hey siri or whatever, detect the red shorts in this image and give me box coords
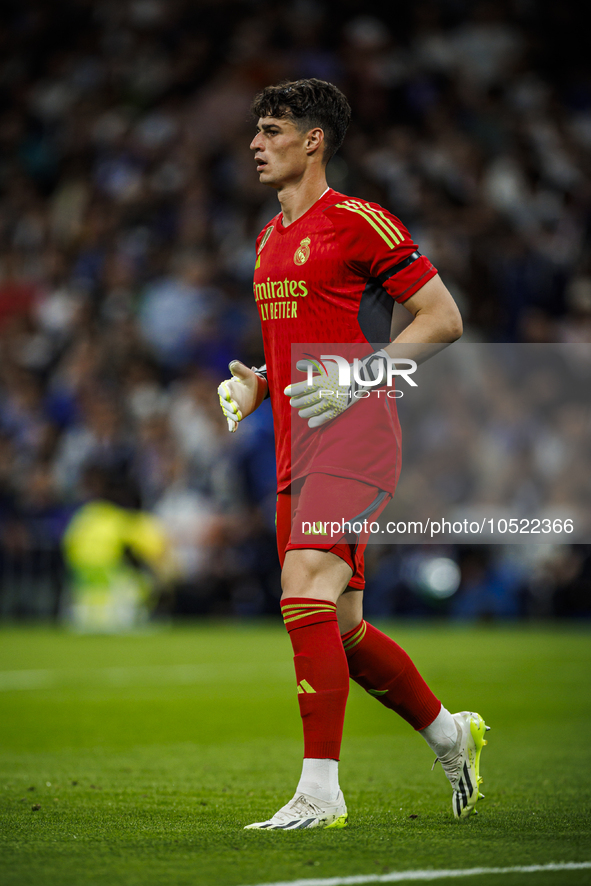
[276,473,391,590]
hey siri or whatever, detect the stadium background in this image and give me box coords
[1,0,590,624]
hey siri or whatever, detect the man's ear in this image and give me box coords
[306,127,325,157]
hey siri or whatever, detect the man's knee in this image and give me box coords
[281,548,352,602]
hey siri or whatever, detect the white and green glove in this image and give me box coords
[284,350,390,429]
[218,361,268,433]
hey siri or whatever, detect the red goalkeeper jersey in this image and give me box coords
[253,188,437,492]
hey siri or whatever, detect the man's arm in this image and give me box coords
[385,273,462,363]
[285,274,462,429]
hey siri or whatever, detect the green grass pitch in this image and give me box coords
[1,622,590,886]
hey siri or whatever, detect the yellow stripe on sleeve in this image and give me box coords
[344,200,404,244]
[336,203,397,249]
[346,200,404,242]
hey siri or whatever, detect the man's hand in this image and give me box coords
[218,361,268,433]
[285,352,388,429]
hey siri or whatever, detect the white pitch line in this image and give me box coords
[240,861,591,886]
[0,663,292,691]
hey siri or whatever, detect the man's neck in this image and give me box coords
[277,172,329,226]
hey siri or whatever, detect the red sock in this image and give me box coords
[341,620,441,730]
[281,597,349,760]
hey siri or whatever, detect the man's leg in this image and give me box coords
[281,548,352,779]
[337,590,442,730]
[337,591,489,819]
[245,549,351,830]
[245,475,391,829]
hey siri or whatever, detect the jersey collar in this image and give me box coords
[276,187,336,234]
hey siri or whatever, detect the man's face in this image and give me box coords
[250,116,311,187]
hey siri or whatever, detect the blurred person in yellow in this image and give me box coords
[62,465,175,632]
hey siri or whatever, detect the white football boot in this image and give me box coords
[434,711,490,819]
[244,790,348,830]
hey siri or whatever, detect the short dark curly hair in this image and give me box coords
[251,78,351,163]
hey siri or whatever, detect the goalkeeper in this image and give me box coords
[218,78,489,830]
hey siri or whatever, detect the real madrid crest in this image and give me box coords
[294,237,311,265]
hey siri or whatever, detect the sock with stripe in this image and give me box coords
[281,597,350,763]
[341,620,441,730]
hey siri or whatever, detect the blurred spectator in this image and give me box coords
[451,547,526,620]
[62,464,174,632]
[138,250,219,368]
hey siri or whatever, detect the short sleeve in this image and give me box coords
[326,198,437,303]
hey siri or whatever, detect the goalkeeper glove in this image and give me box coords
[284,350,390,429]
[218,361,268,433]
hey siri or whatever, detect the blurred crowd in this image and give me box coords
[390,345,591,535]
[1,0,590,621]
